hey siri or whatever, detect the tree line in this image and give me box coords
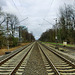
[39,4,75,44]
[0,7,35,48]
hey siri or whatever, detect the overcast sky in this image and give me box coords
[0,0,74,39]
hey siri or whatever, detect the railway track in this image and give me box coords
[38,42,75,75]
[0,42,34,75]
[38,45,57,75]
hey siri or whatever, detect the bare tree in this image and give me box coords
[8,14,19,36]
[0,7,6,27]
[58,4,75,43]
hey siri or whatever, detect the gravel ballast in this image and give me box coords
[0,44,30,61]
[44,43,75,64]
[23,43,48,75]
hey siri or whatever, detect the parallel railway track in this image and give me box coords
[38,42,75,75]
[38,45,57,75]
[0,41,75,75]
[0,42,34,75]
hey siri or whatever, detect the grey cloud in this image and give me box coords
[1,0,74,39]
[0,0,7,6]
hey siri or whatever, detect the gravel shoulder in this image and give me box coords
[0,44,30,61]
[23,43,48,75]
[0,43,29,55]
[44,43,75,64]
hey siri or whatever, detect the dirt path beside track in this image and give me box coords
[0,43,29,55]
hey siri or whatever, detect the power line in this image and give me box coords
[19,17,28,23]
[18,0,26,16]
[11,0,29,26]
[43,19,54,25]
[44,0,55,18]
[12,0,22,17]
[40,0,55,26]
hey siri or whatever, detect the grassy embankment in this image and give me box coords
[42,42,75,47]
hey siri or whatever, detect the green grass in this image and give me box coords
[42,42,75,47]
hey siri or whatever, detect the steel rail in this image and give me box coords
[40,42,75,68]
[38,44,60,75]
[10,45,33,75]
[0,42,34,75]
[39,42,75,75]
[0,43,32,66]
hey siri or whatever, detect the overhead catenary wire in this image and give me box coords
[18,0,24,14]
[40,0,55,26]
[11,0,29,27]
[12,0,22,17]
[44,0,55,18]
[43,19,54,25]
[19,17,28,23]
